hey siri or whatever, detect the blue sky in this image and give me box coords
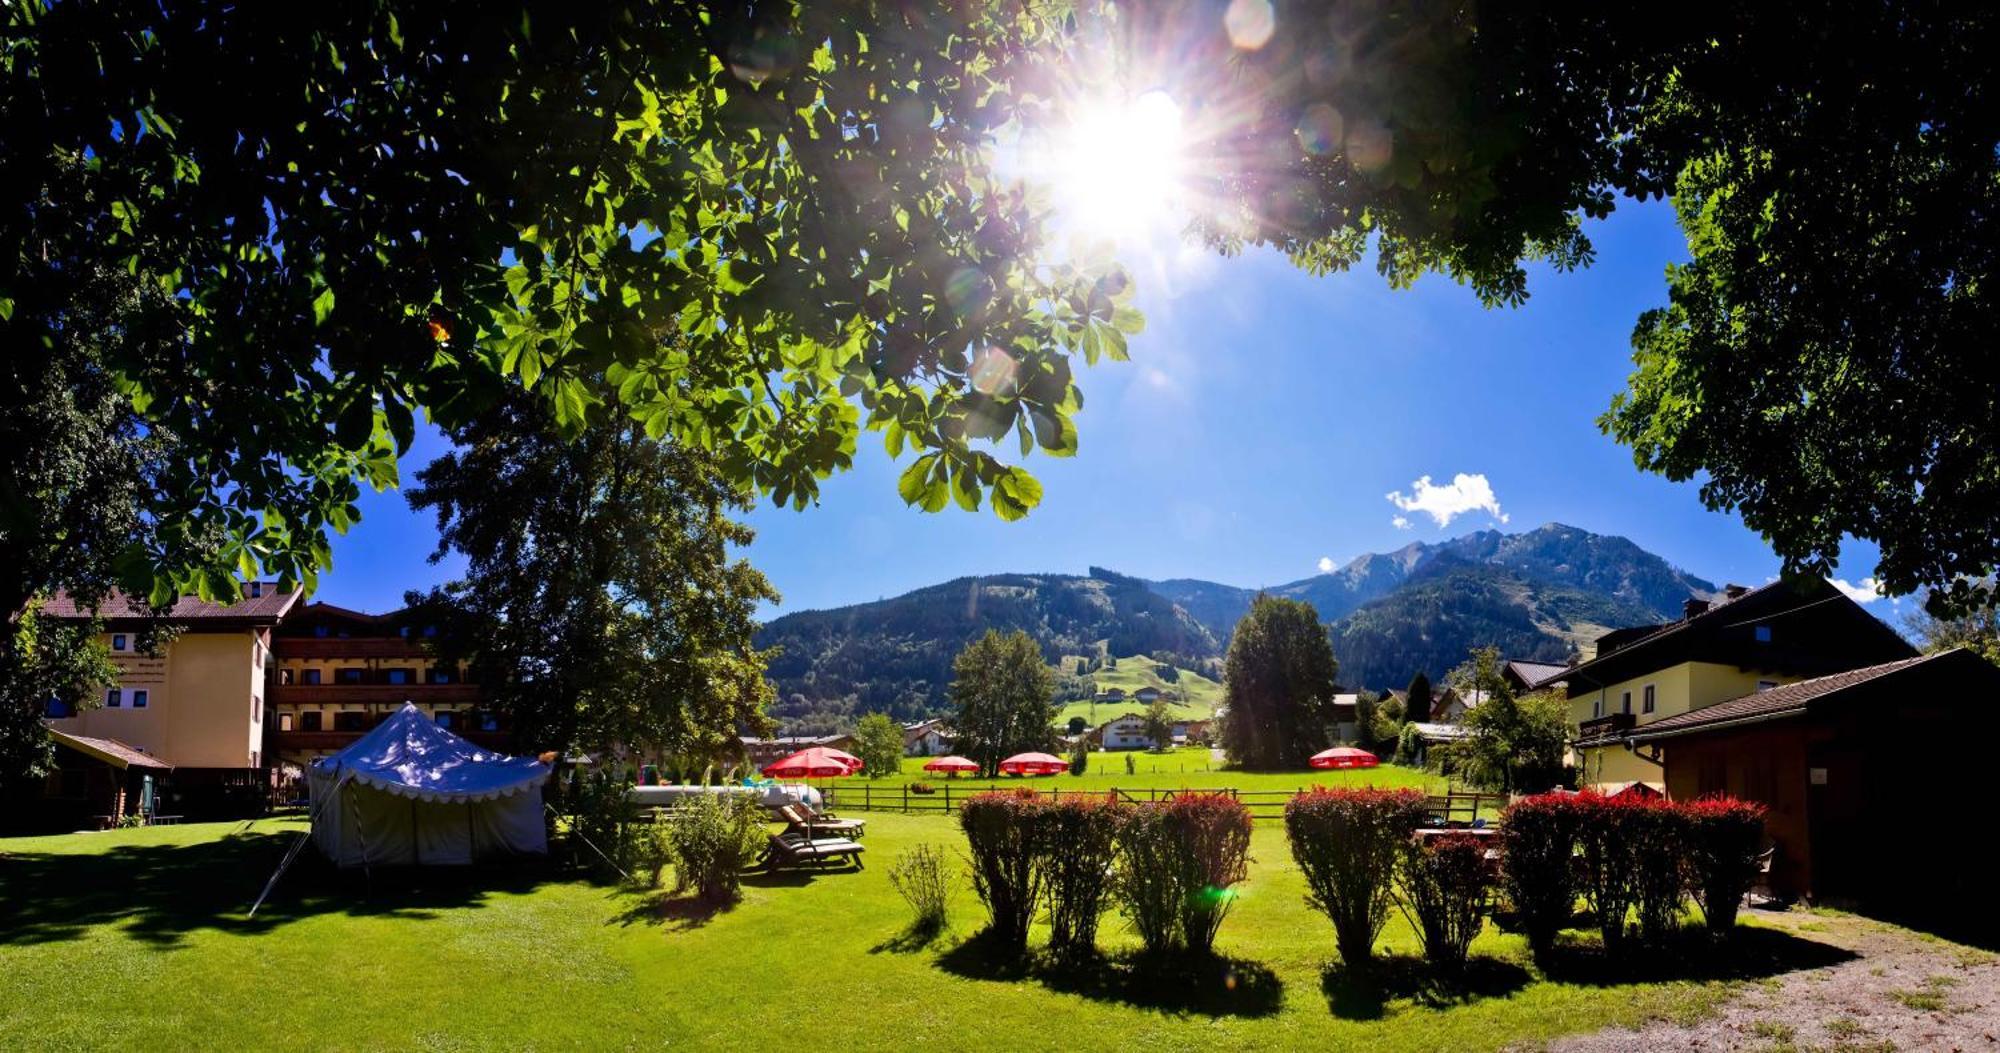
[314,196,1891,621]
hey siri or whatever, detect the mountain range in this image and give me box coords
[755,522,1717,728]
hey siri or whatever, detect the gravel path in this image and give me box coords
[1548,910,2000,1052]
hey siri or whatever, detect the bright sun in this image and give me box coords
[1046,90,1188,239]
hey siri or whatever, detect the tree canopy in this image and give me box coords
[403,382,776,761]
[851,712,905,779]
[1218,594,1339,770]
[947,629,1056,777]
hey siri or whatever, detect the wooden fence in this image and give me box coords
[823,783,1503,824]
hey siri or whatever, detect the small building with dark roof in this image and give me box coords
[1611,647,2000,915]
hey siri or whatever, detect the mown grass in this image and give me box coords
[0,812,1848,1051]
[1052,654,1225,727]
[883,747,1446,793]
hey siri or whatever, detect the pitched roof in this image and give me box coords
[1627,651,1961,742]
[46,728,172,770]
[1507,660,1571,688]
[42,584,300,626]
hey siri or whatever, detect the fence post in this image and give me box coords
[902,783,908,814]
[944,783,951,813]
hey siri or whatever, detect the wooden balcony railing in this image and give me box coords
[268,683,482,706]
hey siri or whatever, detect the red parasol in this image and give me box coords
[922,755,981,776]
[1309,746,1380,770]
[762,746,865,779]
[998,751,1069,776]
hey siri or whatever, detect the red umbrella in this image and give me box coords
[998,752,1069,776]
[762,746,865,779]
[922,755,981,776]
[1309,746,1380,770]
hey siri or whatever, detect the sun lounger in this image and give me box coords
[776,803,866,839]
[764,831,865,871]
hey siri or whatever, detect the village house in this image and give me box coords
[1330,693,1360,742]
[739,734,858,768]
[901,718,951,756]
[1097,712,1188,751]
[39,583,299,818]
[1561,578,1915,790]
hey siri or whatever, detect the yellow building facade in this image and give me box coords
[1570,662,1798,786]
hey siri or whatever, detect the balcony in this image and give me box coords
[274,727,513,756]
[1577,711,1637,741]
[269,683,482,706]
[274,637,437,660]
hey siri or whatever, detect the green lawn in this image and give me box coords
[0,813,1840,1050]
[885,748,1444,792]
[1054,654,1224,727]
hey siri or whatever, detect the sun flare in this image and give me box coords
[1045,90,1189,239]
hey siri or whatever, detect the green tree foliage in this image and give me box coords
[1,2,1140,611]
[948,630,1056,777]
[1140,698,1176,752]
[1131,4,2000,607]
[1219,595,1339,770]
[403,383,775,761]
[852,712,905,779]
[1404,672,1433,724]
[1904,591,2000,667]
[1437,647,1569,793]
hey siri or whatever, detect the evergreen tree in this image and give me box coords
[1218,595,1341,770]
[1405,672,1435,724]
[948,630,1057,777]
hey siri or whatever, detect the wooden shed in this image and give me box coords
[1624,648,2000,918]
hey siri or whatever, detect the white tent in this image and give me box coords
[307,702,550,867]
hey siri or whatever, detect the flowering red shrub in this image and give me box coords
[1624,797,1691,944]
[1115,793,1254,955]
[960,790,1051,952]
[1396,833,1491,971]
[1038,794,1126,959]
[1573,792,1641,951]
[1682,795,1768,933]
[1499,792,1586,959]
[1284,787,1429,967]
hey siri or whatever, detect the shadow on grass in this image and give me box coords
[1319,955,1533,1020]
[606,888,738,932]
[871,917,948,954]
[935,932,1284,1018]
[1535,923,1857,986]
[0,824,563,948]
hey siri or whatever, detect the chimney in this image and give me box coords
[1723,583,1749,599]
[1683,598,1711,620]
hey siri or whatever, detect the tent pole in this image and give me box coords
[249,769,345,918]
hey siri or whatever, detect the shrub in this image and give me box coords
[1396,833,1491,972]
[1683,795,1768,934]
[1574,793,1640,952]
[562,766,640,880]
[1625,798,1690,944]
[1168,794,1255,954]
[1114,794,1254,955]
[888,843,955,932]
[1285,788,1428,967]
[1068,738,1090,776]
[632,814,676,888]
[960,791,1050,952]
[1395,722,1425,766]
[1039,795,1125,959]
[666,792,767,902]
[1499,792,1586,959]
[1124,752,1136,776]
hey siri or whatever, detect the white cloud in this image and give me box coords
[1830,577,1886,604]
[1391,515,1412,530]
[1317,556,1337,574]
[1386,473,1509,529]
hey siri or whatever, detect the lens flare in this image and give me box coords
[1224,0,1276,50]
[970,347,1018,395]
[1296,103,1343,156]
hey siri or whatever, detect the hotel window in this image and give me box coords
[1641,685,1655,714]
[336,668,365,685]
[314,624,329,638]
[399,626,411,638]
[435,711,456,729]
[279,713,294,732]
[45,697,73,719]
[423,624,439,638]
[1754,624,1772,643]
[248,582,263,598]
[105,688,122,708]
[1591,697,1603,718]
[385,668,414,685]
[479,711,500,732]
[131,690,148,709]
[428,666,455,685]
[111,634,128,652]
[1620,691,1632,715]
[333,711,367,732]
[300,711,323,732]
[303,669,322,685]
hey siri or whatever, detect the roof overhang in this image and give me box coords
[46,727,173,770]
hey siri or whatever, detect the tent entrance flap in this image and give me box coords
[306,703,550,868]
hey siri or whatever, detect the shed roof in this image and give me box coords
[1627,650,1968,743]
[47,728,172,770]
